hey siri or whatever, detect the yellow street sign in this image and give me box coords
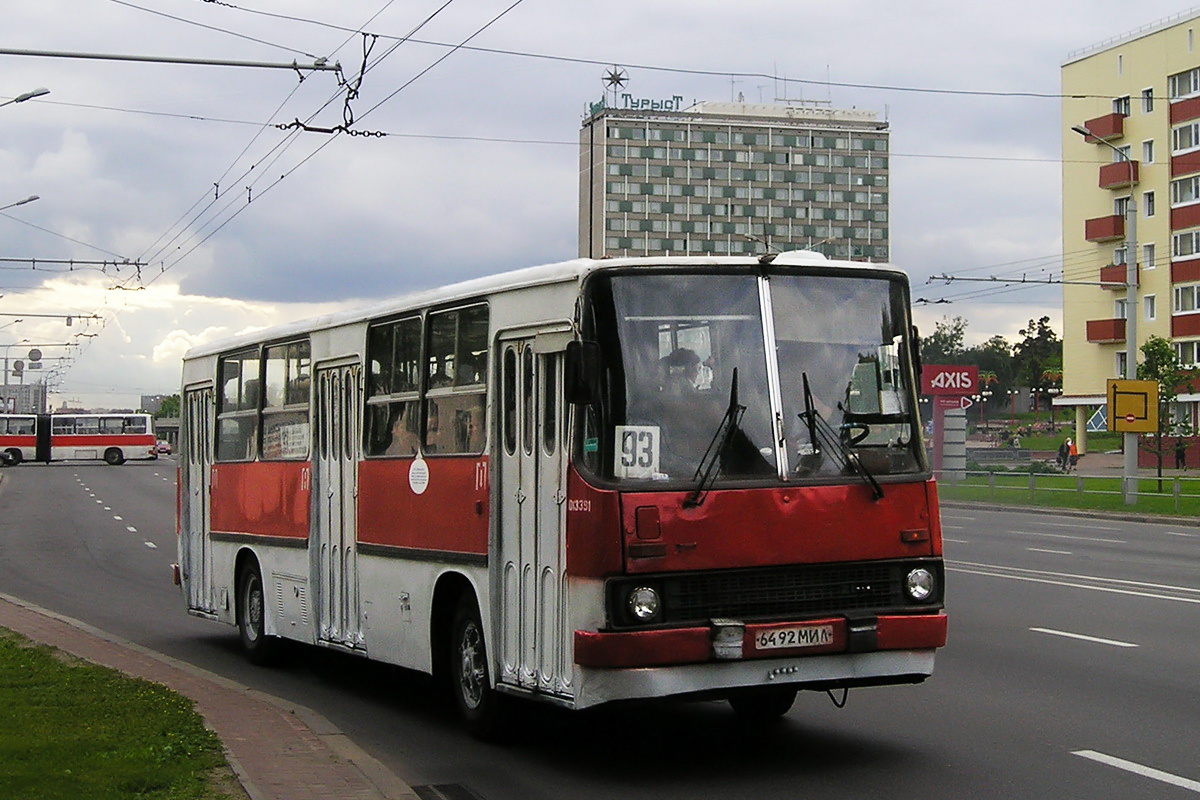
[1106,379,1159,433]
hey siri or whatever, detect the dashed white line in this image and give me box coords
[1028,521,1121,531]
[1165,531,1198,538]
[113,516,122,521]
[1027,547,1072,555]
[144,541,157,549]
[943,538,969,544]
[1074,750,1200,793]
[1030,627,1137,648]
[1011,530,1126,544]
[126,526,137,533]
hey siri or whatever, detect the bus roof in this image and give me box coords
[183,251,908,361]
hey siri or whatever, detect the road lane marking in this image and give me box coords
[942,524,965,530]
[113,516,122,521]
[144,542,157,549]
[1165,531,1198,538]
[1073,750,1200,793]
[950,561,1200,604]
[1026,521,1121,531]
[1027,547,1072,555]
[943,538,968,544]
[126,526,137,533]
[1030,627,1137,648]
[1011,530,1126,544]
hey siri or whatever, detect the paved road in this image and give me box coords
[1,462,1198,799]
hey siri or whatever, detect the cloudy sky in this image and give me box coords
[1,0,1195,409]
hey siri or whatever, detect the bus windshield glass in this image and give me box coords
[580,269,922,487]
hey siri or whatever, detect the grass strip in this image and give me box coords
[0,629,243,800]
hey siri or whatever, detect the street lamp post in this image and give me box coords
[1073,123,1138,504]
[0,87,49,109]
[0,194,39,213]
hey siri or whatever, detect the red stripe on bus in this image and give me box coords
[52,434,156,447]
[210,461,310,539]
[357,457,488,555]
[618,480,938,574]
[0,435,36,447]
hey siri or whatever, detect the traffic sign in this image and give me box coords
[1106,379,1158,433]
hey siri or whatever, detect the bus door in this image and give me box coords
[312,360,364,651]
[35,413,51,462]
[182,386,214,613]
[497,331,570,696]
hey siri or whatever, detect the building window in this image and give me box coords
[1117,352,1127,377]
[1175,340,1199,366]
[1115,298,1128,319]
[1114,196,1130,217]
[1173,122,1200,154]
[1113,95,1131,116]
[1113,145,1132,163]
[1145,191,1155,217]
[1173,283,1200,313]
[1143,139,1155,164]
[1144,294,1157,321]
[1144,243,1156,269]
[1172,176,1200,206]
[1169,66,1200,100]
[1173,230,1200,258]
[1114,246,1127,266]
[1142,88,1155,114]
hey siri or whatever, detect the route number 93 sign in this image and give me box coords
[614,425,660,479]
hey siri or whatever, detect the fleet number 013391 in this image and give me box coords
[754,624,835,650]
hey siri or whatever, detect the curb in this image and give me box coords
[0,591,418,800]
[939,499,1200,527]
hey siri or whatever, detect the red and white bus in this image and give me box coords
[175,251,946,733]
[0,412,158,465]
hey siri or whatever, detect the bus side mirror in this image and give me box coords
[565,340,601,405]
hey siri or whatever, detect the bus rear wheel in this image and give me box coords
[103,448,125,465]
[3,448,21,465]
[728,686,797,721]
[237,562,278,666]
[449,595,506,739]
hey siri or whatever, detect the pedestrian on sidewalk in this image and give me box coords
[1067,438,1079,472]
[1057,438,1070,471]
[1176,437,1187,470]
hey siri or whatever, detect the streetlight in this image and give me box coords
[0,87,49,109]
[1072,122,1138,504]
[0,194,39,213]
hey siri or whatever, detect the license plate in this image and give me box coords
[754,624,835,651]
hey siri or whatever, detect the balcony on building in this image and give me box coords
[1085,214,1125,242]
[1172,314,1200,338]
[1081,112,1125,141]
[1086,318,1126,343]
[1099,262,1138,288]
[1098,159,1138,189]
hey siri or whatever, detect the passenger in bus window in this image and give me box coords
[385,403,420,457]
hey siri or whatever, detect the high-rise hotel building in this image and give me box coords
[578,100,890,260]
[1061,10,1200,445]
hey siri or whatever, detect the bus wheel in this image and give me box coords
[103,448,125,465]
[450,595,505,739]
[728,687,797,721]
[4,448,21,465]
[237,562,277,666]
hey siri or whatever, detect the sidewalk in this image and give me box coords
[0,591,418,800]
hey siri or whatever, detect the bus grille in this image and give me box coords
[661,562,905,624]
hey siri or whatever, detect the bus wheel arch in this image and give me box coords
[432,573,507,738]
[235,550,278,666]
[103,447,125,465]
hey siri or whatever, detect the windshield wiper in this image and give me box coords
[800,372,884,500]
[684,368,746,508]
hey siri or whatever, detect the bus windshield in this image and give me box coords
[579,269,923,488]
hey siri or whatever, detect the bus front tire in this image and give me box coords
[103,448,125,465]
[237,563,277,666]
[728,686,797,721]
[450,595,506,740]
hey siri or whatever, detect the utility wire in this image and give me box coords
[106,0,327,60]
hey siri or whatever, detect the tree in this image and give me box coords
[156,394,180,418]
[1013,317,1062,411]
[920,316,966,364]
[1137,336,1195,487]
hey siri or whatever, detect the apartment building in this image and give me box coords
[579,99,889,260]
[1061,9,1200,444]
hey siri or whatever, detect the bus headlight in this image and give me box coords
[627,586,661,622]
[905,568,935,602]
